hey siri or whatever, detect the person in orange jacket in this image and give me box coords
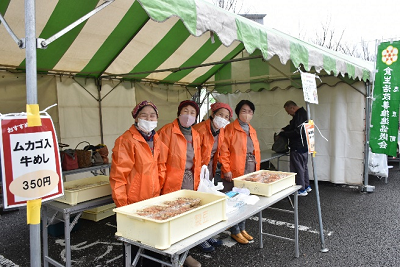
[157,100,202,267]
[110,100,167,267]
[157,100,202,195]
[219,100,261,245]
[193,102,232,181]
[110,100,167,207]
[192,102,233,252]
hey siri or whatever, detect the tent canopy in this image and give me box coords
[0,0,375,185]
[0,0,373,91]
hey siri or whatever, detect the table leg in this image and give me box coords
[132,247,143,266]
[258,211,263,248]
[172,254,180,267]
[64,213,71,267]
[124,242,131,267]
[294,191,299,258]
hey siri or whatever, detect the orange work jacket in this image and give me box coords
[219,119,261,179]
[193,118,225,176]
[110,125,167,207]
[157,119,202,194]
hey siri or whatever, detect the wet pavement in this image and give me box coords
[1,169,400,267]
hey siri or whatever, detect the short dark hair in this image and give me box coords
[235,100,255,116]
[283,100,297,108]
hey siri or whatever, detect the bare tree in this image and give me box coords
[212,0,245,14]
[312,18,346,52]
[308,18,376,62]
[341,39,376,62]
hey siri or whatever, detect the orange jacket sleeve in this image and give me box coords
[110,133,134,207]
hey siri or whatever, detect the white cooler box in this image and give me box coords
[55,175,111,206]
[114,190,227,250]
[233,170,296,197]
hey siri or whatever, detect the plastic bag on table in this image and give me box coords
[197,165,225,196]
[232,187,259,205]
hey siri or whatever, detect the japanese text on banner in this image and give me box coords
[370,41,400,157]
[0,115,63,209]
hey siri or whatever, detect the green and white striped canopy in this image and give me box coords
[0,0,373,92]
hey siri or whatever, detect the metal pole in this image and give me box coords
[96,79,104,144]
[25,0,41,266]
[362,82,374,191]
[25,0,38,105]
[361,39,379,192]
[306,102,328,252]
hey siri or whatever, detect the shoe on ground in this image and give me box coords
[240,230,253,241]
[184,255,201,267]
[231,233,249,244]
[207,238,223,247]
[305,186,312,193]
[298,189,308,196]
[198,241,215,252]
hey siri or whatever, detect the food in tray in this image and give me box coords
[136,197,201,220]
[65,181,109,191]
[243,172,289,184]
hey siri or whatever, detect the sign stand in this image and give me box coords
[0,1,114,265]
[300,70,328,252]
[306,102,328,253]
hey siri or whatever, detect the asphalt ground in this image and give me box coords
[1,169,400,267]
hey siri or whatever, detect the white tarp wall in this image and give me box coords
[214,80,366,185]
[0,72,59,134]
[0,72,366,184]
[57,78,196,154]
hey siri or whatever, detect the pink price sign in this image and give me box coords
[0,115,63,209]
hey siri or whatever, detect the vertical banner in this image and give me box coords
[370,41,400,157]
[301,72,319,104]
[304,121,315,154]
[0,114,63,209]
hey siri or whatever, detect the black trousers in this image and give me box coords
[290,150,310,191]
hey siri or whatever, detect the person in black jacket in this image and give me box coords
[279,100,311,196]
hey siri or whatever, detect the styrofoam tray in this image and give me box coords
[114,190,227,250]
[233,170,296,197]
[55,175,111,206]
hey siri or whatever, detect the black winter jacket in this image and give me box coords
[280,107,308,151]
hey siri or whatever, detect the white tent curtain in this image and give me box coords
[0,72,366,184]
[0,72,59,135]
[214,80,366,185]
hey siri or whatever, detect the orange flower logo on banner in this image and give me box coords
[382,45,398,65]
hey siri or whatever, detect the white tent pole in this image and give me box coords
[25,0,37,105]
[361,39,379,192]
[306,102,329,253]
[361,82,375,192]
[25,0,41,266]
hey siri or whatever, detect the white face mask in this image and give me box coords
[137,118,157,133]
[213,115,230,129]
[179,114,196,128]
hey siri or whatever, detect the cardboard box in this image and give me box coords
[55,175,111,206]
[233,170,296,197]
[114,190,227,250]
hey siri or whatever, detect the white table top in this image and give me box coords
[118,185,301,256]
